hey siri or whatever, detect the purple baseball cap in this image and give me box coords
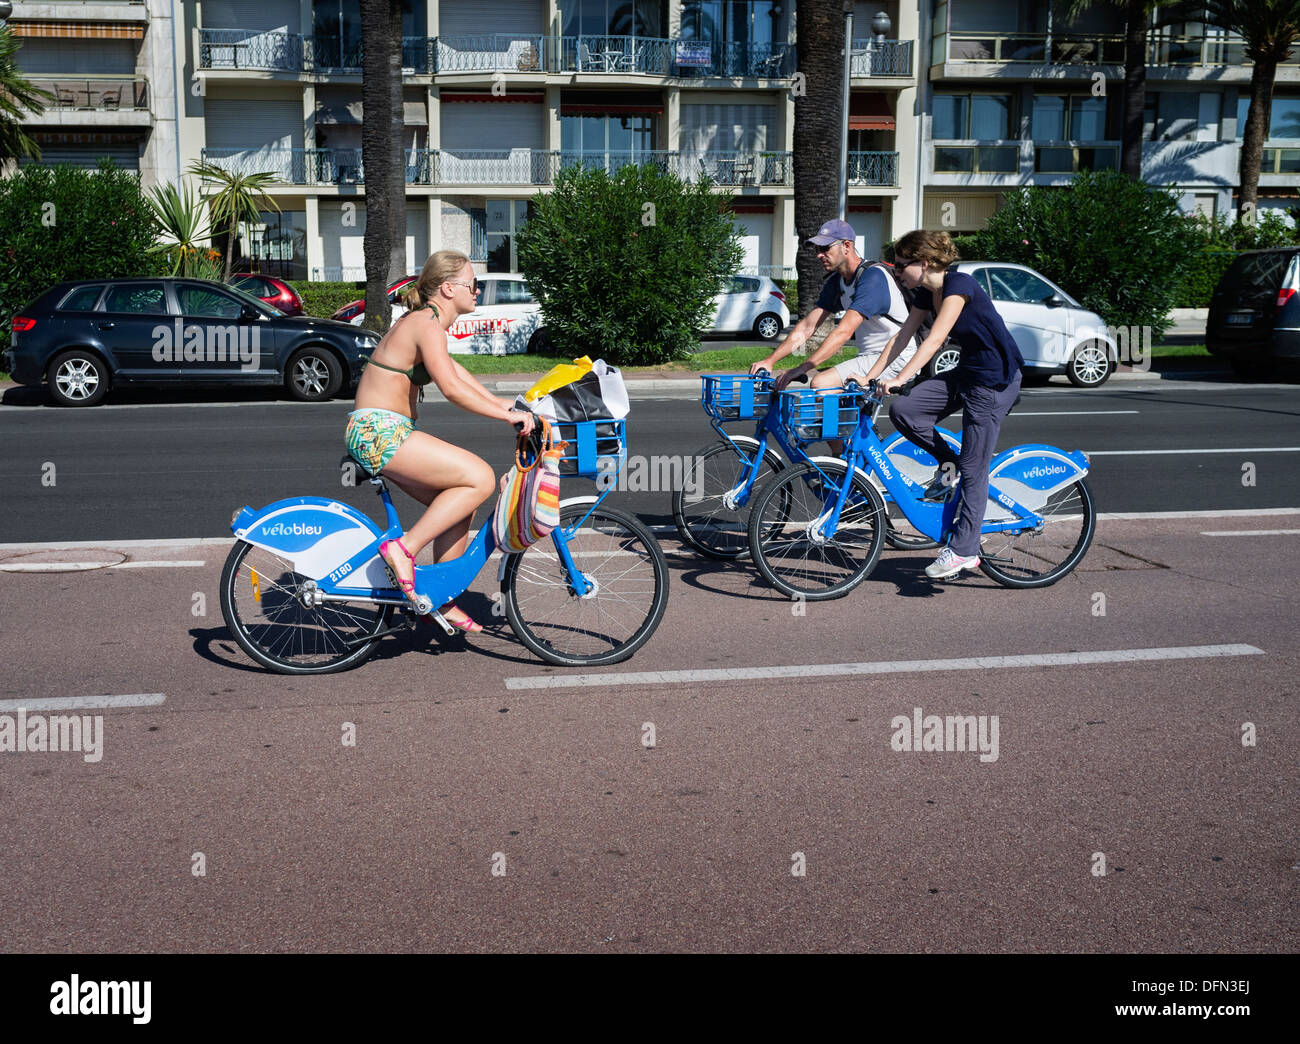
[806,218,856,247]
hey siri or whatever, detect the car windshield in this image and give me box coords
[1220,251,1296,293]
[221,281,283,317]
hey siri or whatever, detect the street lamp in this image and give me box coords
[872,11,891,44]
[0,2,14,28]
[838,1,853,220]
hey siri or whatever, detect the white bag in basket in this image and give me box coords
[526,358,630,422]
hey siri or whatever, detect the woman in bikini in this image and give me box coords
[344,249,535,632]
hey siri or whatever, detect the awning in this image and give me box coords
[850,93,894,131]
[32,131,147,145]
[441,91,545,104]
[316,100,428,125]
[11,21,145,39]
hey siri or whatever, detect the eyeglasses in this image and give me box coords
[448,278,480,293]
[897,257,923,270]
[814,242,845,256]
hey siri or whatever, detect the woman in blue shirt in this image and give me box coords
[861,230,1024,579]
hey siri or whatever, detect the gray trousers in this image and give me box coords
[889,371,1023,557]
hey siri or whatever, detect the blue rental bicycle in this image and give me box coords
[219,418,668,673]
[672,372,958,558]
[745,381,1096,598]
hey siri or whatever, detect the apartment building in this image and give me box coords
[8,0,178,187]
[923,0,1300,230]
[177,0,919,281]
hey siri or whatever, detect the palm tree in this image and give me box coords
[0,27,53,161]
[145,180,223,280]
[187,160,281,280]
[793,0,845,317]
[1201,0,1300,217]
[360,0,406,333]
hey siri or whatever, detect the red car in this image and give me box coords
[331,276,417,323]
[229,273,304,317]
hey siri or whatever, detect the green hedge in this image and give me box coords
[289,280,363,319]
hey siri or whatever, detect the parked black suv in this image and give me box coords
[4,278,381,406]
[1207,247,1300,377]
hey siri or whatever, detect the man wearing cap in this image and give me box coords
[750,218,920,392]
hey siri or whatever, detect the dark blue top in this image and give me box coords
[815,263,896,318]
[922,270,1024,387]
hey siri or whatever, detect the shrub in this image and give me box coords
[969,169,1201,336]
[291,280,364,319]
[0,160,162,354]
[517,162,744,365]
[1175,211,1297,308]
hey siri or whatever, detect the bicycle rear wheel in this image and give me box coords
[219,540,392,674]
[502,502,669,666]
[747,461,887,600]
[672,438,783,559]
[978,479,1096,589]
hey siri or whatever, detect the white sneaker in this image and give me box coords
[925,546,981,579]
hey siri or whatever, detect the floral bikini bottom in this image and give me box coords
[345,408,415,476]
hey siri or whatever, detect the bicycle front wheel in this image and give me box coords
[219,541,392,674]
[672,438,783,559]
[747,461,887,600]
[502,503,669,666]
[978,478,1096,589]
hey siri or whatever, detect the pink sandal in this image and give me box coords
[379,537,420,609]
[439,603,482,634]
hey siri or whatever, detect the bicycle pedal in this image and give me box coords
[426,611,457,637]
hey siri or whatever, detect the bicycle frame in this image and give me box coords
[230,478,602,622]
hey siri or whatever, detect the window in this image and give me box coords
[59,285,104,312]
[986,268,1056,304]
[102,283,167,314]
[494,280,535,304]
[484,199,533,273]
[178,285,243,319]
[1151,92,1198,141]
[243,210,307,282]
[933,93,1012,139]
[1237,95,1300,141]
[564,0,663,38]
[1032,95,1106,141]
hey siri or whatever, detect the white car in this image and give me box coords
[707,275,790,340]
[350,273,545,355]
[947,262,1119,388]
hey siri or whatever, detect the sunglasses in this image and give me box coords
[448,278,480,293]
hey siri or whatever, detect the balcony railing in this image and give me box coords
[933,143,1021,174]
[1261,148,1300,174]
[199,146,794,187]
[32,77,149,110]
[849,40,912,77]
[197,28,796,78]
[1034,144,1118,173]
[847,151,899,187]
[939,31,1299,68]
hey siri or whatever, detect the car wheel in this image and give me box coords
[925,344,961,378]
[527,328,552,354]
[1066,341,1114,388]
[48,349,109,407]
[285,347,342,402]
[753,313,783,341]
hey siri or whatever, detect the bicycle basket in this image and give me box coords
[553,418,627,478]
[777,388,869,442]
[700,374,774,421]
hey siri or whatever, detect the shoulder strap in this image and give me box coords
[865,261,912,326]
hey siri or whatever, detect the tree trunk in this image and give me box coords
[360,0,406,333]
[1238,54,1280,217]
[1120,1,1148,180]
[793,0,847,318]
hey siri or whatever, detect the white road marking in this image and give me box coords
[0,560,204,572]
[0,693,166,712]
[1200,529,1300,537]
[1099,508,1300,520]
[1088,447,1300,455]
[504,643,1263,691]
[0,537,232,551]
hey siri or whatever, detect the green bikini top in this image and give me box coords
[361,303,439,386]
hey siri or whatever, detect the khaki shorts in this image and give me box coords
[832,344,914,384]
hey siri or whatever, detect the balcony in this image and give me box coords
[199,146,795,187]
[847,151,899,187]
[929,138,1244,185]
[196,29,796,79]
[849,40,912,78]
[24,76,151,128]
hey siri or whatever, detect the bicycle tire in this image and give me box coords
[978,478,1097,589]
[747,460,887,600]
[882,494,940,551]
[672,438,784,559]
[502,503,669,666]
[219,540,392,674]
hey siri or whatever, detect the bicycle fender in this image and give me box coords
[231,497,388,583]
[988,445,1090,510]
[881,427,962,484]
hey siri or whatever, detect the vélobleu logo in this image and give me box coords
[1024,463,1069,479]
[260,522,323,537]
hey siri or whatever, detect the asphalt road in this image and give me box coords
[1,376,1297,956]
